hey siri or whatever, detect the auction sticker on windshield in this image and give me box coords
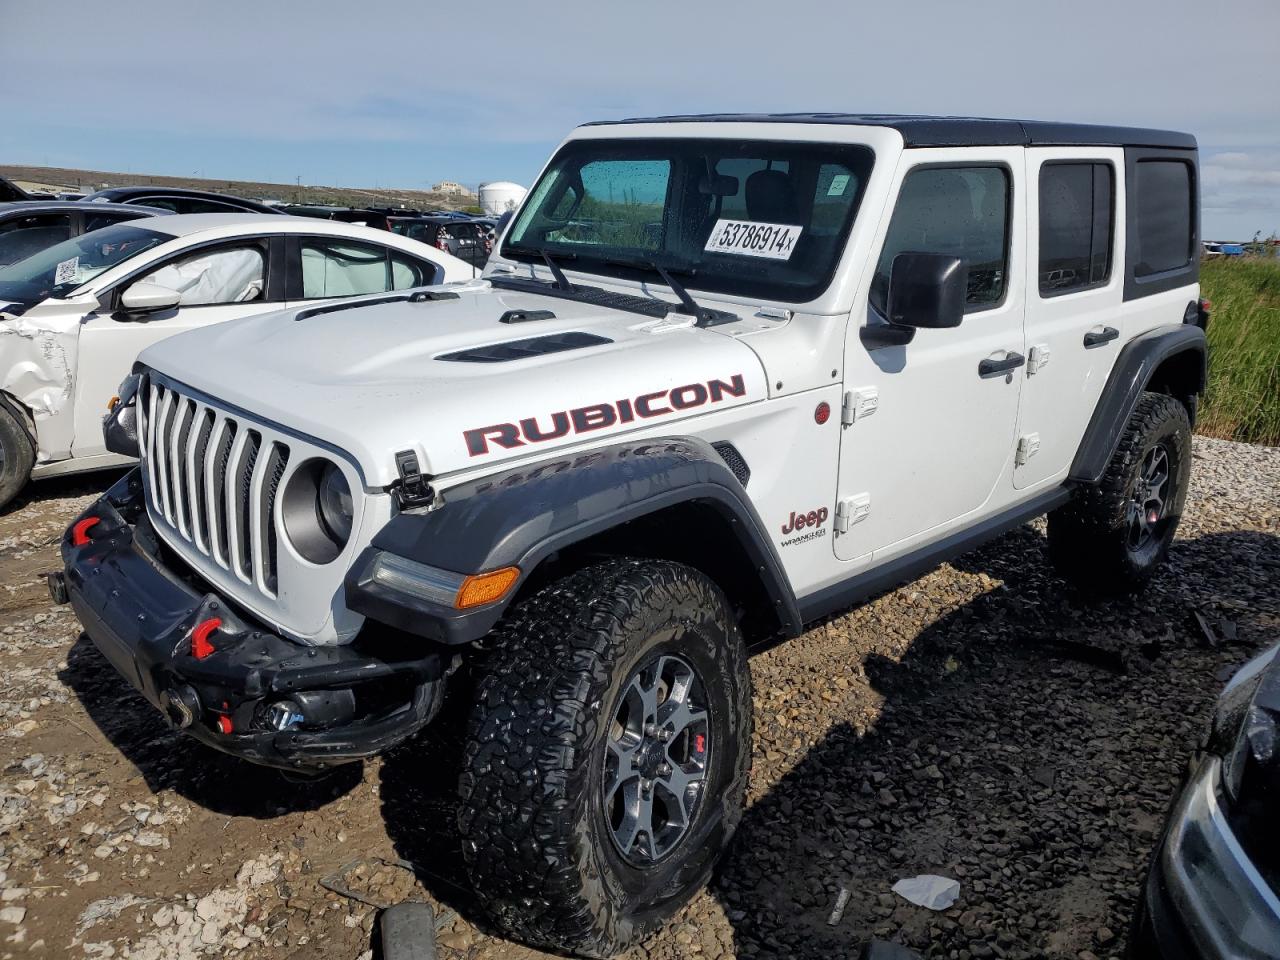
[54,257,80,286]
[704,220,802,261]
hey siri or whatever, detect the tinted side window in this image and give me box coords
[1134,161,1193,277]
[871,166,1010,315]
[0,215,72,266]
[1038,162,1113,295]
[301,240,390,298]
[84,210,147,233]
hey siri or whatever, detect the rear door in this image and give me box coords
[836,148,1027,564]
[1016,148,1124,488]
[71,236,284,457]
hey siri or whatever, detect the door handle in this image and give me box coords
[1083,326,1119,348]
[978,352,1025,378]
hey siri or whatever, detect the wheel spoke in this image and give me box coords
[604,738,640,799]
[655,761,704,829]
[630,671,661,725]
[612,779,655,859]
[661,697,708,739]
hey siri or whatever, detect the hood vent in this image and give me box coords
[437,331,611,363]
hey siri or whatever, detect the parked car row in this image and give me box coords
[0,210,470,506]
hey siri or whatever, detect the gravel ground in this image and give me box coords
[0,435,1276,960]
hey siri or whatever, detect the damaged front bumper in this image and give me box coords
[55,470,450,773]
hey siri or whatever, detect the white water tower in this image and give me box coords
[479,181,527,216]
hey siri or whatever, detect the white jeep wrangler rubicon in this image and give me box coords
[55,115,1208,957]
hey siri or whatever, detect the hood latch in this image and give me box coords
[393,450,434,509]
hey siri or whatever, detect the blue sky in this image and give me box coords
[4,0,1277,239]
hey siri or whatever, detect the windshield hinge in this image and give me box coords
[393,450,434,509]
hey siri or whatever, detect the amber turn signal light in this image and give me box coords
[455,567,520,609]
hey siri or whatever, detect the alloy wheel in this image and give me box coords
[603,653,711,864]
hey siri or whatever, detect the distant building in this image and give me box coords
[432,181,475,198]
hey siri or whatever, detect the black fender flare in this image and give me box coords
[346,437,801,645]
[1069,323,1207,485]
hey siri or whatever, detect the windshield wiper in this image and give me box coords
[604,258,738,327]
[537,248,573,291]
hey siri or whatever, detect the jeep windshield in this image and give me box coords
[502,138,874,303]
[0,224,169,309]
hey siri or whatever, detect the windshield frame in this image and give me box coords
[500,136,876,305]
[0,223,171,308]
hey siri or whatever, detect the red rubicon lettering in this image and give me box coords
[570,403,618,432]
[708,374,746,402]
[465,423,525,457]
[670,383,708,410]
[462,373,747,456]
[635,391,671,418]
[520,411,571,442]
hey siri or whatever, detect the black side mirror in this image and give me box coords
[861,253,967,350]
[103,373,143,459]
[887,252,966,329]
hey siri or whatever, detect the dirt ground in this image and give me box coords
[0,436,1276,960]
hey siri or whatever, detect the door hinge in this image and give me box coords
[1027,344,1051,375]
[835,493,871,532]
[393,450,435,509]
[1015,433,1040,466]
[841,387,879,426]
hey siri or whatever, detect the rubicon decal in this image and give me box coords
[463,375,747,457]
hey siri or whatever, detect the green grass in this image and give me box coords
[1197,257,1280,446]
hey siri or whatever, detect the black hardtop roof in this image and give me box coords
[582,114,1197,150]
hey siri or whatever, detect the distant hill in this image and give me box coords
[0,164,474,212]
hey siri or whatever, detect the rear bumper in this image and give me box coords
[58,470,449,772]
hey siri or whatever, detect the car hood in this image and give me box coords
[138,283,768,486]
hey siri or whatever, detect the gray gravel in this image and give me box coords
[0,436,1276,960]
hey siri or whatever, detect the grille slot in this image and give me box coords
[139,380,289,598]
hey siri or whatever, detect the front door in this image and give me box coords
[835,148,1027,564]
[71,239,281,458]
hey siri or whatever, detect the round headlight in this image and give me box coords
[317,463,353,544]
[282,459,355,565]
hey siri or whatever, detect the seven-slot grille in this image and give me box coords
[140,377,290,598]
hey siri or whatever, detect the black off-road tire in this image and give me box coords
[457,559,752,958]
[1048,392,1192,595]
[0,399,35,512]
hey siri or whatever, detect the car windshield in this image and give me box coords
[0,224,169,308]
[503,137,874,303]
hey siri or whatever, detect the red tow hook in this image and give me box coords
[190,617,223,660]
[71,516,101,546]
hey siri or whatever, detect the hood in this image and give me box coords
[138,284,768,486]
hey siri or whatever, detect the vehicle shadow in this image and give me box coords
[378,525,1278,957]
[58,633,360,817]
[708,525,1279,958]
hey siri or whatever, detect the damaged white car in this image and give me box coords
[0,214,471,508]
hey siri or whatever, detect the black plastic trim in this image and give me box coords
[584,114,1197,150]
[436,331,612,363]
[1069,324,1207,484]
[346,438,801,644]
[796,487,1071,624]
[489,275,670,318]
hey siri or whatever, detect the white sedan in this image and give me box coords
[0,214,471,508]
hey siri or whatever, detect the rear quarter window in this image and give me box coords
[1133,160,1194,277]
